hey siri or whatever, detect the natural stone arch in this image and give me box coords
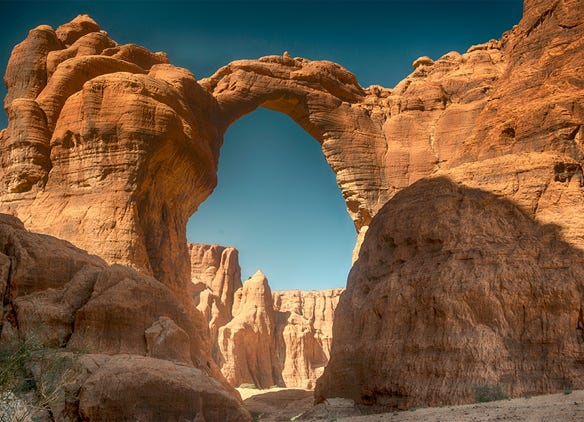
[0,16,390,292]
[200,54,390,231]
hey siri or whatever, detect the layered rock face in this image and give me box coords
[189,243,242,357]
[189,246,342,390]
[317,0,584,408]
[273,288,343,389]
[316,178,584,408]
[2,0,583,412]
[217,270,279,388]
[0,214,250,421]
[0,15,221,292]
[2,3,582,287]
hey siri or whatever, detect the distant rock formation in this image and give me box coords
[217,270,279,388]
[189,244,343,389]
[189,243,242,358]
[0,214,250,421]
[273,288,342,389]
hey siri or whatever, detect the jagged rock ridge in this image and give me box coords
[189,244,343,390]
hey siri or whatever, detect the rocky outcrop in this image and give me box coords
[0,15,221,293]
[77,354,248,422]
[189,243,242,359]
[316,177,584,409]
[316,0,584,408]
[2,2,583,284]
[217,270,278,388]
[189,246,343,390]
[0,213,250,420]
[273,289,343,389]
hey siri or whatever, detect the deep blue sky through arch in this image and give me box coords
[0,0,524,290]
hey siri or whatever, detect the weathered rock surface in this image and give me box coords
[77,354,250,422]
[217,270,279,388]
[0,15,220,293]
[316,177,584,409]
[2,2,583,286]
[189,243,242,358]
[0,213,250,421]
[189,245,343,390]
[2,0,584,411]
[273,289,343,389]
[316,0,584,408]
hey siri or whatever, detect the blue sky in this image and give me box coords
[0,1,523,290]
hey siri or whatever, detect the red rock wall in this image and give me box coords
[317,0,584,408]
[0,214,251,421]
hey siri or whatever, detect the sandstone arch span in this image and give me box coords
[2,4,584,298]
[0,15,392,291]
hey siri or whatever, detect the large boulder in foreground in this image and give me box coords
[77,354,250,422]
[316,177,584,409]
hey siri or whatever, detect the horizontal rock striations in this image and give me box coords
[316,178,584,408]
[317,0,584,408]
[2,0,584,412]
[0,15,221,293]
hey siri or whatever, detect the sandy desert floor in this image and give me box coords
[238,387,584,421]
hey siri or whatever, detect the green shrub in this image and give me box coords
[0,335,81,421]
[473,384,509,403]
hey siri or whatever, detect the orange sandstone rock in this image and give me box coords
[316,177,584,408]
[0,213,250,420]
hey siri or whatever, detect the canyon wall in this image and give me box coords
[316,0,584,409]
[189,244,343,390]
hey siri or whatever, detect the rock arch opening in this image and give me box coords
[187,107,354,290]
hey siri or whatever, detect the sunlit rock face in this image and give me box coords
[0,15,221,293]
[7,2,583,295]
[189,246,343,390]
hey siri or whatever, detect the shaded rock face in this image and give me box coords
[316,177,584,409]
[188,249,343,390]
[0,214,251,421]
[315,0,584,408]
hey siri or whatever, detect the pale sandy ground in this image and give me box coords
[238,387,584,421]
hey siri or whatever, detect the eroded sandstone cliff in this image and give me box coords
[189,244,343,390]
[0,15,221,293]
[316,0,584,409]
[1,0,583,413]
